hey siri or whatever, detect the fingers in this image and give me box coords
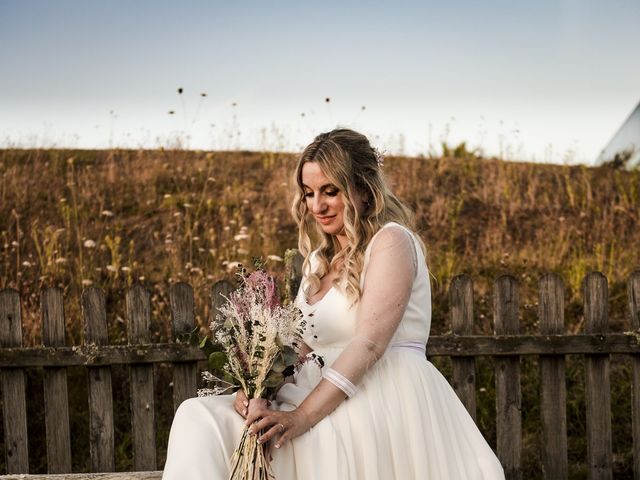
[255,422,287,447]
[233,391,249,418]
[245,400,271,425]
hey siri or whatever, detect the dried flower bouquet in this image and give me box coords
[198,266,304,480]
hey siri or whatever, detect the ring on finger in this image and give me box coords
[276,423,285,432]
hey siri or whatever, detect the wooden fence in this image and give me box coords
[0,259,639,480]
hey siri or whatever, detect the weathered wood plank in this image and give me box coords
[449,274,476,421]
[584,272,612,480]
[82,287,115,472]
[169,283,197,412]
[41,288,72,473]
[126,286,156,471]
[494,275,522,480]
[628,270,640,480]
[0,288,29,474]
[0,472,162,479]
[211,280,235,318]
[2,332,640,368]
[538,273,568,479]
[284,249,303,304]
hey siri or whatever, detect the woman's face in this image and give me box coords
[301,162,366,249]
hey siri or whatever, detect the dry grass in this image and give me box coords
[1,148,638,342]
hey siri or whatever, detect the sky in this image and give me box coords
[1,0,639,164]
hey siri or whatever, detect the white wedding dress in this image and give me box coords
[163,222,505,479]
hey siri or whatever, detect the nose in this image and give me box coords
[311,195,326,214]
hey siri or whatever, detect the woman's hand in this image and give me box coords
[245,407,311,449]
[233,390,270,419]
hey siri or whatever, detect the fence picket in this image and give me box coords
[628,270,640,480]
[41,288,72,473]
[284,249,303,303]
[0,288,29,473]
[126,285,156,471]
[169,283,197,412]
[538,273,568,479]
[494,275,522,480]
[82,287,115,472]
[584,272,612,480]
[450,274,477,421]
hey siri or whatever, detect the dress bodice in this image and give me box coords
[294,222,432,363]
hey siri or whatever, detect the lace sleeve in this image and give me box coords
[321,225,417,396]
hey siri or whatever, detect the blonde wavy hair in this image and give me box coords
[291,128,426,305]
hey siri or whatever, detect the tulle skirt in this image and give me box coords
[162,348,504,479]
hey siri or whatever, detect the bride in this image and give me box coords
[163,128,505,479]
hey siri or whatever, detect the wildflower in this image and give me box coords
[226,261,242,273]
[233,234,250,242]
[121,266,131,273]
[55,258,67,264]
[237,248,249,255]
[106,265,117,273]
[11,241,18,246]
[267,255,283,263]
[84,239,96,248]
[101,210,114,217]
[183,203,192,209]
[82,279,93,286]
[22,261,32,267]
[164,194,172,199]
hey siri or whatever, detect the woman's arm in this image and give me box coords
[247,225,417,446]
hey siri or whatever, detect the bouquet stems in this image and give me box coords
[229,424,274,480]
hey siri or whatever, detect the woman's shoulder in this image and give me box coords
[366,222,416,252]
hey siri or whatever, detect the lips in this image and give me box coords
[316,215,335,225]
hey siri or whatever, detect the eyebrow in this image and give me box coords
[301,183,337,191]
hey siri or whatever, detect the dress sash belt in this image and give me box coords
[391,340,426,355]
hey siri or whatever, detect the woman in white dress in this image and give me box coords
[163,128,505,479]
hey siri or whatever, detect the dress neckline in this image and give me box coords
[304,285,335,307]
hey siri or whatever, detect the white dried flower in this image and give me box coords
[55,257,67,264]
[106,265,117,273]
[83,239,96,248]
[226,261,242,272]
[267,255,283,262]
[101,210,114,217]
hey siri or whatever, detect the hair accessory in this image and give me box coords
[373,147,385,168]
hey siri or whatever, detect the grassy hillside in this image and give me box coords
[1,148,639,476]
